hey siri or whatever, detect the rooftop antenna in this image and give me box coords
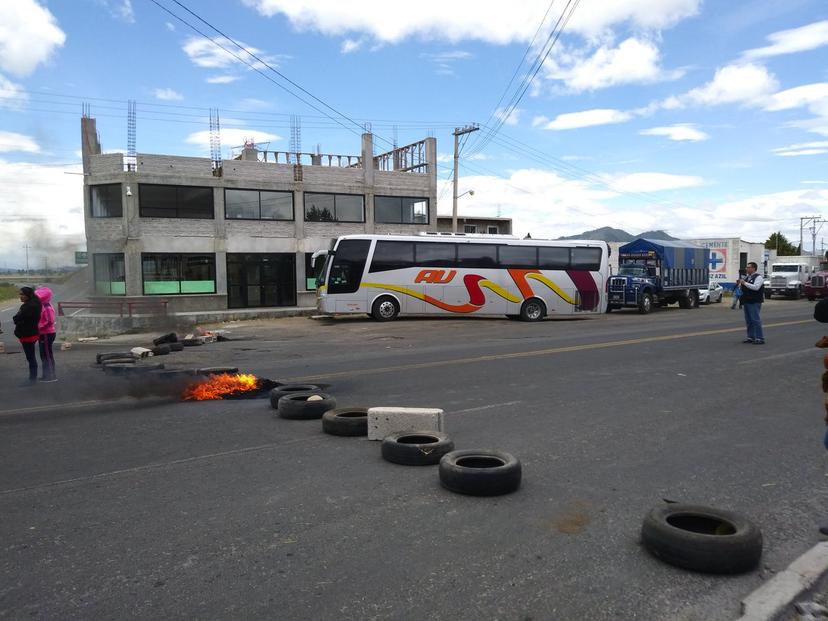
[126,99,136,172]
[209,108,222,175]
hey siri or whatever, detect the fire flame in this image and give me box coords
[182,373,259,401]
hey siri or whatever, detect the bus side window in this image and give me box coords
[328,239,371,294]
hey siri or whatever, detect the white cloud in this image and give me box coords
[742,19,828,60]
[765,82,828,112]
[710,189,828,241]
[0,0,66,77]
[0,74,28,110]
[684,63,778,106]
[341,38,363,54]
[538,109,633,130]
[185,128,282,151]
[0,131,40,153]
[182,36,281,71]
[772,141,828,157]
[206,75,241,84]
[640,124,709,142]
[165,21,176,32]
[544,38,683,92]
[495,107,521,126]
[0,160,84,269]
[241,0,700,43]
[153,88,183,101]
[420,50,472,76]
[603,172,705,192]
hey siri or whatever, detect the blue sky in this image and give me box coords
[1,0,827,268]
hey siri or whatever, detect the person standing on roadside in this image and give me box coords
[737,262,765,344]
[35,286,57,382]
[12,286,42,385]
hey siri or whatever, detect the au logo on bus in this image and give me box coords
[414,269,457,284]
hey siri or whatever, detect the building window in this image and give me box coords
[90,184,122,218]
[304,193,365,222]
[374,196,429,224]
[93,253,125,295]
[139,184,214,219]
[487,225,499,235]
[464,224,477,234]
[225,189,293,220]
[142,253,216,295]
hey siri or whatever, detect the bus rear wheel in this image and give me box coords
[372,296,400,321]
[519,299,546,322]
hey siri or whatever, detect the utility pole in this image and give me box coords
[452,124,479,233]
[800,216,825,255]
[24,244,30,280]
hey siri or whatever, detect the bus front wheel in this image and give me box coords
[519,299,546,322]
[372,296,400,321]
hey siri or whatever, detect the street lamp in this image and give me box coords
[452,189,474,233]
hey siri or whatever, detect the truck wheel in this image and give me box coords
[809,296,816,302]
[638,292,653,314]
[764,290,772,299]
[372,295,399,321]
[796,286,803,300]
[678,294,691,309]
[519,299,546,322]
[690,290,700,308]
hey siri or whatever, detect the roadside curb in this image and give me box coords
[737,542,828,620]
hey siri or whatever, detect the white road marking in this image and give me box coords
[450,400,522,415]
[738,348,820,364]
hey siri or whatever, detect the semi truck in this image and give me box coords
[608,238,710,314]
[765,262,813,299]
[804,256,828,300]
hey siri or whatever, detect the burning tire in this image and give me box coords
[278,392,336,420]
[322,408,368,436]
[381,431,454,466]
[439,450,522,496]
[641,504,763,574]
[269,384,321,410]
[151,345,171,356]
[96,352,135,364]
[103,362,165,376]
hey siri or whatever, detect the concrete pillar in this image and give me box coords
[124,239,143,296]
[425,136,438,230]
[362,133,375,234]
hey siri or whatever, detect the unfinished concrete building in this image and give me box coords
[80,117,438,312]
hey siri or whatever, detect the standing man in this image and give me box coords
[737,262,765,344]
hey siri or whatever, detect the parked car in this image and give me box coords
[698,282,724,304]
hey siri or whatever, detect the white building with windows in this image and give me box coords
[81,117,437,311]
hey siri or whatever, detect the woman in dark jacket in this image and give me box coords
[13,286,42,385]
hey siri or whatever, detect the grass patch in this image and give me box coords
[0,282,20,302]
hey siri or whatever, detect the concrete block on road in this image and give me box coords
[367,407,444,441]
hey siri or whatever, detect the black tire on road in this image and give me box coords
[197,366,239,376]
[638,292,654,314]
[278,392,336,420]
[439,449,522,496]
[151,344,171,356]
[269,384,322,410]
[322,407,369,436]
[97,352,135,364]
[381,431,454,466]
[103,362,165,376]
[641,504,763,574]
[519,298,546,322]
[152,332,178,346]
[372,295,400,321]
[169,342,184,352]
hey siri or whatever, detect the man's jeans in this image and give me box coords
[742,302,764,341]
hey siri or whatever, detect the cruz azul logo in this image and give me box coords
[709,248,727,273]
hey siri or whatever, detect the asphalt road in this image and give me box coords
[1,299,827,620]
[0,268,89,335]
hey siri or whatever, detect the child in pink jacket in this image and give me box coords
[35,287,57,382]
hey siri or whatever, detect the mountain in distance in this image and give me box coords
[556,226,678,242]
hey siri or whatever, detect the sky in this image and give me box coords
[1,0,827,268]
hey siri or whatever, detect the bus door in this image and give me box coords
[327,239,371,313]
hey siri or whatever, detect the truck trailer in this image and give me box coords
[608,238,710,314]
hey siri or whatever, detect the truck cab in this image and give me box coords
[805,261,828,301]
[766,263,810,299]
[608,238,709,314]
